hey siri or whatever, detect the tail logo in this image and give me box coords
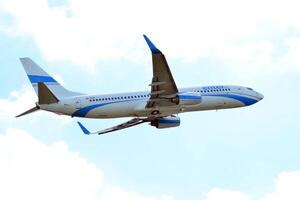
[28,75,57,84]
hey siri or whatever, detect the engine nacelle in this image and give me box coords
[150,116,180,129]
[178,92,202,106]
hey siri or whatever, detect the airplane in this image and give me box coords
[17,35,264,135]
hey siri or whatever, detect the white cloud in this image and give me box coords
[261,171,300,200]
[0,86,37,120]
[1,0,300,73]
[0,85,71,123]
[0,128,174,200]
[204,171,300,200]
[101,186,173,200]
[0,128,103,200]
[6,127,300,200]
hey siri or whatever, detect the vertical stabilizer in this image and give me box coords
[20,57,83,98]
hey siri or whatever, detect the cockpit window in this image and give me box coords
[247,87,253,91]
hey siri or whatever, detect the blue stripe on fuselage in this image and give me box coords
[72,99,145,117]
[72,93,258,118]
[72,96,200,117]
[204,94,258,106]
[28,75,57,83]
[72,102,112,117]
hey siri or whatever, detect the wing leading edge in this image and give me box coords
[143,35,179,108]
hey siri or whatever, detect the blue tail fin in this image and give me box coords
[20,57,83,99]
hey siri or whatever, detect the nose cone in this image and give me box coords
[256,92,264,101]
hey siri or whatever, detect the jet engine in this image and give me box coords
[179,92,202,106]
[150,116,180,129]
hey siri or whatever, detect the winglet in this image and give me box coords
[77,121,91,135]
[143,34,161,54]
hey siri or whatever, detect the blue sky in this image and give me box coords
[1,0,300,200]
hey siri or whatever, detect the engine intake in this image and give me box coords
[150,116,180,129]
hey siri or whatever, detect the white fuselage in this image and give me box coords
[39,85,264,119]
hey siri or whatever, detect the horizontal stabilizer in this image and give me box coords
[16,106,39,118]
[38,82,59,104]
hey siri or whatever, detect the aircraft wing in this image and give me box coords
[143,35,179,108]
[77,118,147,135]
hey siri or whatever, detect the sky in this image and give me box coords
[1,0,300,199]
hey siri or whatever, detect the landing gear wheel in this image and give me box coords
[151,110,160,115]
